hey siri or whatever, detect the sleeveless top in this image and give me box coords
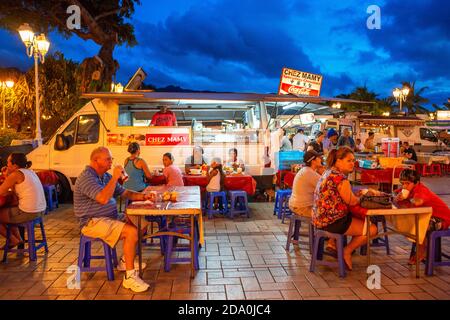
[123,157,148,192]
[312,169,349,228]
[206,170,222,192]
[15,169,46,213]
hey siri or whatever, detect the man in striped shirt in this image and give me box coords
[74,147,153,293]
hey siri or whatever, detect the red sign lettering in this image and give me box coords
[145,134,189,146]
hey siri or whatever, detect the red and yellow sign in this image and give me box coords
[145,133,189,146]
[278,67,323,96]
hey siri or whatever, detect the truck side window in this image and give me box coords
[76,115,99,144]
[420,128,437,142]
[60,118,77,149]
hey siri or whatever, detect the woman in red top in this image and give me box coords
[396,169,450,264]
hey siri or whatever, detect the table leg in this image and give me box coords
[190,215,195,279]
[415,214,420,278]
[138,216,142,278]
[366,215,371,267]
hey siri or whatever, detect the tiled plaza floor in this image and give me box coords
[0,177,449,300]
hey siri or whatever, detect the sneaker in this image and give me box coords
[122,270,150,293]
[117,256,147,271]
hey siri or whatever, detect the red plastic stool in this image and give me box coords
[431,163,442,176]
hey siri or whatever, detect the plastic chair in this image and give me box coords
[228,190,250,218]
[274,189,292,219]
[309,229,348,278]
[205,191,228,219]
[281,195,293,223]
[77,235,118,281]
[2,215,48,262]
[426,229,450,275]
[161,219,200,272]
[360,216,390,256]
[43,184,58,213]
[285,214,314,253]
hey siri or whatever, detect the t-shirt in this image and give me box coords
[337,136,355,149]
[408,182,450,228]
[163,165,184,187]
[403,147,418,162]
[289,167,321,209]
[280,136,292,151]
[74,166,125,228]
[322,138,336,153]
[225,158,245,169]
[293,133,309,151]
[150,111,177,126]
[307,140,324,153]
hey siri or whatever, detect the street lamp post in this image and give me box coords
[17,23,50,146]
[393,86,410,113]
[1,80,15,129]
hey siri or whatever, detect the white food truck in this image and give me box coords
[28,91,362,200]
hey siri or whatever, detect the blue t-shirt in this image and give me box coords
[74,166,125,227]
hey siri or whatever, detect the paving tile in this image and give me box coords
[241,277,261,291]
[377,293,416,300]
[280,290,302,300]
[191,285,225,293]
[208,278,241,285]
[225,284,245,300]
[384,284,423,293]
[245,290,282,300]
[171,293,208,300]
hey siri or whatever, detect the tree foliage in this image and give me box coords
[2,52,86,139]
[0,0,140,92]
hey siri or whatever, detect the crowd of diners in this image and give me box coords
[289,143,450,270]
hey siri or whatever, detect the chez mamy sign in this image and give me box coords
[145,133,190,146]
[278,67,323,97]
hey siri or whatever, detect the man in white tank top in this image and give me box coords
[0,153,46,248]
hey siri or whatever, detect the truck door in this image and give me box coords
[50,113,102,186]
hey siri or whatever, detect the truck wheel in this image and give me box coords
[55,172,72,203]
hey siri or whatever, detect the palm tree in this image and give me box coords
[400,81,430,114]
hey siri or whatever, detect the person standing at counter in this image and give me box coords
[185,146,209,173]
[280,129,293,151]
[123,142,152,192]
[364,131,376,152]
[150,106,177,126]
[162,153,184,187]
[293,128,309,151]
[322,128,338,154]
[225,148,245,171]
[337,128,355,150]
[307,131,325,153]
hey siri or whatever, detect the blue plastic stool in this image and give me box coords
[285,214,314,254]
[309,229,348,278]
[281,195,293,223]
[144,215,167,255]
[274,189,291,219]
[162,219,200,272]
[43,184,58,213]
[2,215,48,262]
[228,190,250,218]
[77,235,118,281]
[360,216,390,256]
[206,191,228,219]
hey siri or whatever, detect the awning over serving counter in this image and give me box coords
[358,116,424,127]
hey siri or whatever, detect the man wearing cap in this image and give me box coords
[307,131,325,153]
[323,128,339,154]
[288,150,325,217]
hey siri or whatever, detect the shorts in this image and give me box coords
[4,207,42,224]
[321,215,353,234]
[81,217,126,248]
[289,205,312,218]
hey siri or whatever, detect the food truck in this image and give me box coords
[27,91,365,200]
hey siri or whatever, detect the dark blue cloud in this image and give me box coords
[0,0,448,107]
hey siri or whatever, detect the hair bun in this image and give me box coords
[26,161,32,168]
